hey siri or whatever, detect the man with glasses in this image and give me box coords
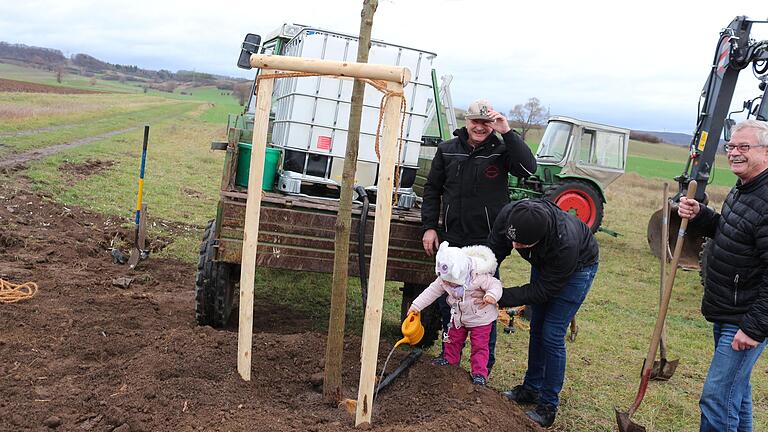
[678,119,768,431]
[420,99,537,373]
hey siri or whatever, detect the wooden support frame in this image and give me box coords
[236,54,408,428]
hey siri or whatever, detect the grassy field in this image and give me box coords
[151,85,245,124]
[0,93,200,157]
[0,63,146,93]
[2,64,765,430]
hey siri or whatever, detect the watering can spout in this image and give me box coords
[397,311,424,348]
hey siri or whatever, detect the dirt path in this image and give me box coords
[0,127,137,170]
[0,176,543,431]
[0,123,80,139]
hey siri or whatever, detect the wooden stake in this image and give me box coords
[237,71,274,381]
[355,81,403,427]
[324,0,378,404]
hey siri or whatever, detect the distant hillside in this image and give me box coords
[635,130,727,148]
[0,42,65,66]
[640,131,694,146]
[0,41,246,89]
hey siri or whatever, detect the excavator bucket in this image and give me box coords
[647,204,707,269]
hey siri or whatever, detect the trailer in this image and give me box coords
[195,24,445,347]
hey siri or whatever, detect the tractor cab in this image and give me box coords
[510,116,630,232]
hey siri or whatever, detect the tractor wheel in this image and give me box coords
[544,181,604,233]
[400,282,442,348]
[195,220,239,328]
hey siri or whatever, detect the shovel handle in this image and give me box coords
[134,125,150,226]
[626,181,697,417]
[659,183,669,357]
[642,180,697,372]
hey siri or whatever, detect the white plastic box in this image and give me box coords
[269,27,436,188]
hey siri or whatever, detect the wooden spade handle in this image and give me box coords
[643,180,697,371]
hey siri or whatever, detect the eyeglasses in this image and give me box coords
[723,143,767,153]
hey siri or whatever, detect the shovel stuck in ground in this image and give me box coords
[615,181,696,432]
[127,126,150,270]
[650,183,678,381]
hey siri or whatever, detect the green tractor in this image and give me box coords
[508,116,630,233]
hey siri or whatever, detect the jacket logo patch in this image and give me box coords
[484,166,500,179]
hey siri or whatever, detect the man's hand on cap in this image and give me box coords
[487,110,511,134]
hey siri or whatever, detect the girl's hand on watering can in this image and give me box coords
[408,306,418,315]
[483,295,496,305]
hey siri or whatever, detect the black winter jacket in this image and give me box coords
[487,200,599,307]
[692,168,768,342]
[421,128,537,247]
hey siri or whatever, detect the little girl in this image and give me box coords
[409,241,502,385]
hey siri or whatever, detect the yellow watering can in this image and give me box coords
[394,311,424,348]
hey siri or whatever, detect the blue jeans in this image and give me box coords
[699,322,767,432]
[524,263,597,407]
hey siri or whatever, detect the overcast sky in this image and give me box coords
[0,0,766,133]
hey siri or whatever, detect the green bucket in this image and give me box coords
[235,143,280,191]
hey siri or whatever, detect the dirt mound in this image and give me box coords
[59,159,115,183]
[0,178,543,431]
[0,78,101,94]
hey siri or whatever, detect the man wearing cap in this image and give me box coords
[482,198,598,428]
[420,99,537,372]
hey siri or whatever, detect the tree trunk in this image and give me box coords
[323,0,378,403]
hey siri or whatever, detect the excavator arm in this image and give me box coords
[648,15,768,267]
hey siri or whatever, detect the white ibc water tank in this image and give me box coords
[269,28,436,189]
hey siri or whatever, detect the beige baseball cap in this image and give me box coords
[465,99,494,121]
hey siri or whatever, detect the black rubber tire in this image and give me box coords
[400,282,442,348]
[544,180,604,233]
[195,220,238,328]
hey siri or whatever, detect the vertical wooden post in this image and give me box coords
[237,71,274,381]
[355,82,403,427]
[324,0,378,403]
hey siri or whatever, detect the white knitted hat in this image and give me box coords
[434,242,471,285]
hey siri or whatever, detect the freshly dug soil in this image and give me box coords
[0,178,543,432]
[0,78,101,94]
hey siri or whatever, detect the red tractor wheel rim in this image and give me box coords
[555,190,596,227]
